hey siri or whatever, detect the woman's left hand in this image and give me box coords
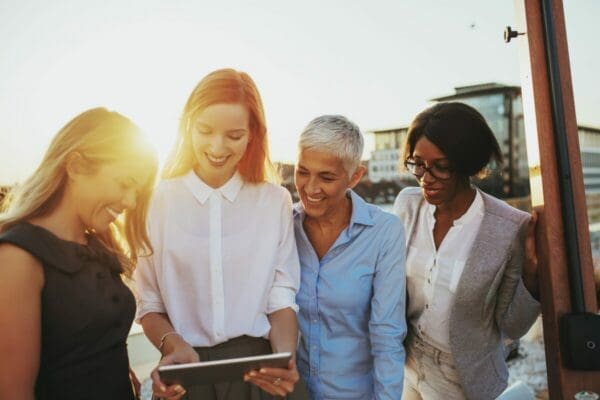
[244,358,299,397]
[129,367,141,399]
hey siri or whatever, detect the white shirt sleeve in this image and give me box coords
[266,189,300,314]
[133,191,167,322]
[134,254,166,322]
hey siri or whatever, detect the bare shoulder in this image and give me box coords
[0,243,44,289]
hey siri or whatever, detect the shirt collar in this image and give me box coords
[453,188,484,226]
[183,170,244,205]
[348,190,375,227]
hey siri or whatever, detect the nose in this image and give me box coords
[122,189,137,210]
[209,134,226,155]
[421,170,437,184]
[305,176,322,195]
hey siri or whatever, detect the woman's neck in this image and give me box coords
[193,166,235,189]
[435,185,477,221]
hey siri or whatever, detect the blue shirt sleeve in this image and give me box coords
[369,216,407,399]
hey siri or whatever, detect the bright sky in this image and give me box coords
[1,0,598,185]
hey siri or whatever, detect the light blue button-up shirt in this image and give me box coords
[294,190,407,400]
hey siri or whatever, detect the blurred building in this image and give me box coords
[368,127,409,183]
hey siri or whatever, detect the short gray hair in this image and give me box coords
[298,115,364,176]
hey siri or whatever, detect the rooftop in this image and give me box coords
[431,82,521,101]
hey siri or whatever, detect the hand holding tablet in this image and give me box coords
[158,352,292,387]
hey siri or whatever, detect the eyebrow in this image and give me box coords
[297,165,338,176]
[195,122,248,133]
[412,155,449,163]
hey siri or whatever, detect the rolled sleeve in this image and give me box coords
[267,191,300,314]
[133,250,166,323]
[369,218,407,399]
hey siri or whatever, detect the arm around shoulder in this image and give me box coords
[0,244,44,400]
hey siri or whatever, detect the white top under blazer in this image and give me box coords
[134,171,300,347]
[400,189,484,352]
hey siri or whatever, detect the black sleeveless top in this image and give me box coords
[0,223,136,400]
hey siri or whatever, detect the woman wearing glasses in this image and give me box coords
[393,102,540,400]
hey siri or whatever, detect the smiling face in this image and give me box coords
[295,149,364,221]
[411,136,465,207]
[190,103,250,188]
[70,158,152,234]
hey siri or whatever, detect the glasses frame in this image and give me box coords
[404,159,455,180]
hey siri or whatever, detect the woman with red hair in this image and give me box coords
[135,69,304,399]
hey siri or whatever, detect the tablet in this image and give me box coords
[158,352,292,386]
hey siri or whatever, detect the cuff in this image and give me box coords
[267,286,299,314]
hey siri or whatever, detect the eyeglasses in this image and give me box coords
[404,159,454,180]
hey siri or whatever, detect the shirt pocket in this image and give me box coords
[448,260,466,293]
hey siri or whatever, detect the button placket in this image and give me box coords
[209,192,225,339]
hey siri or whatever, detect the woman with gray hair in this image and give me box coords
[293,115,407,399]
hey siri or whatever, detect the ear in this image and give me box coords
[348,164,367,189]
[65,152,88,181]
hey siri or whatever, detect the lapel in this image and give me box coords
[404,194,426,249]
[452,190,515,306]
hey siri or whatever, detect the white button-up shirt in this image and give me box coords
[134,171,300,347]
[405,190,484,352]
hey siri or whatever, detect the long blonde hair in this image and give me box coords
[0,108,158,277]
[162,68,280,183]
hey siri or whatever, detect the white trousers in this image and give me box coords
[402,334,467,400]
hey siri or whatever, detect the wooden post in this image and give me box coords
[514,0,600,398]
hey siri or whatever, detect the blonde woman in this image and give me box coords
[0,108,158,400]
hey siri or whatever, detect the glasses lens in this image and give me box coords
[405,161,416,174]
[430,166,452,179]
[406,160,453,180]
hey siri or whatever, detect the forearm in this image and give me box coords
[140,312,188,355]
[267,307,298,356]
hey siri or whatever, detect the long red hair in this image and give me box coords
[162,68,279,183]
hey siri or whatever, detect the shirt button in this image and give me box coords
[111,295,120,303]
[427,279,431,284]
[425,304,429,309]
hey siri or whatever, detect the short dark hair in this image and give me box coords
[401,102,503,177]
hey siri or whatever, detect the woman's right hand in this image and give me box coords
[150,339,199,400]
